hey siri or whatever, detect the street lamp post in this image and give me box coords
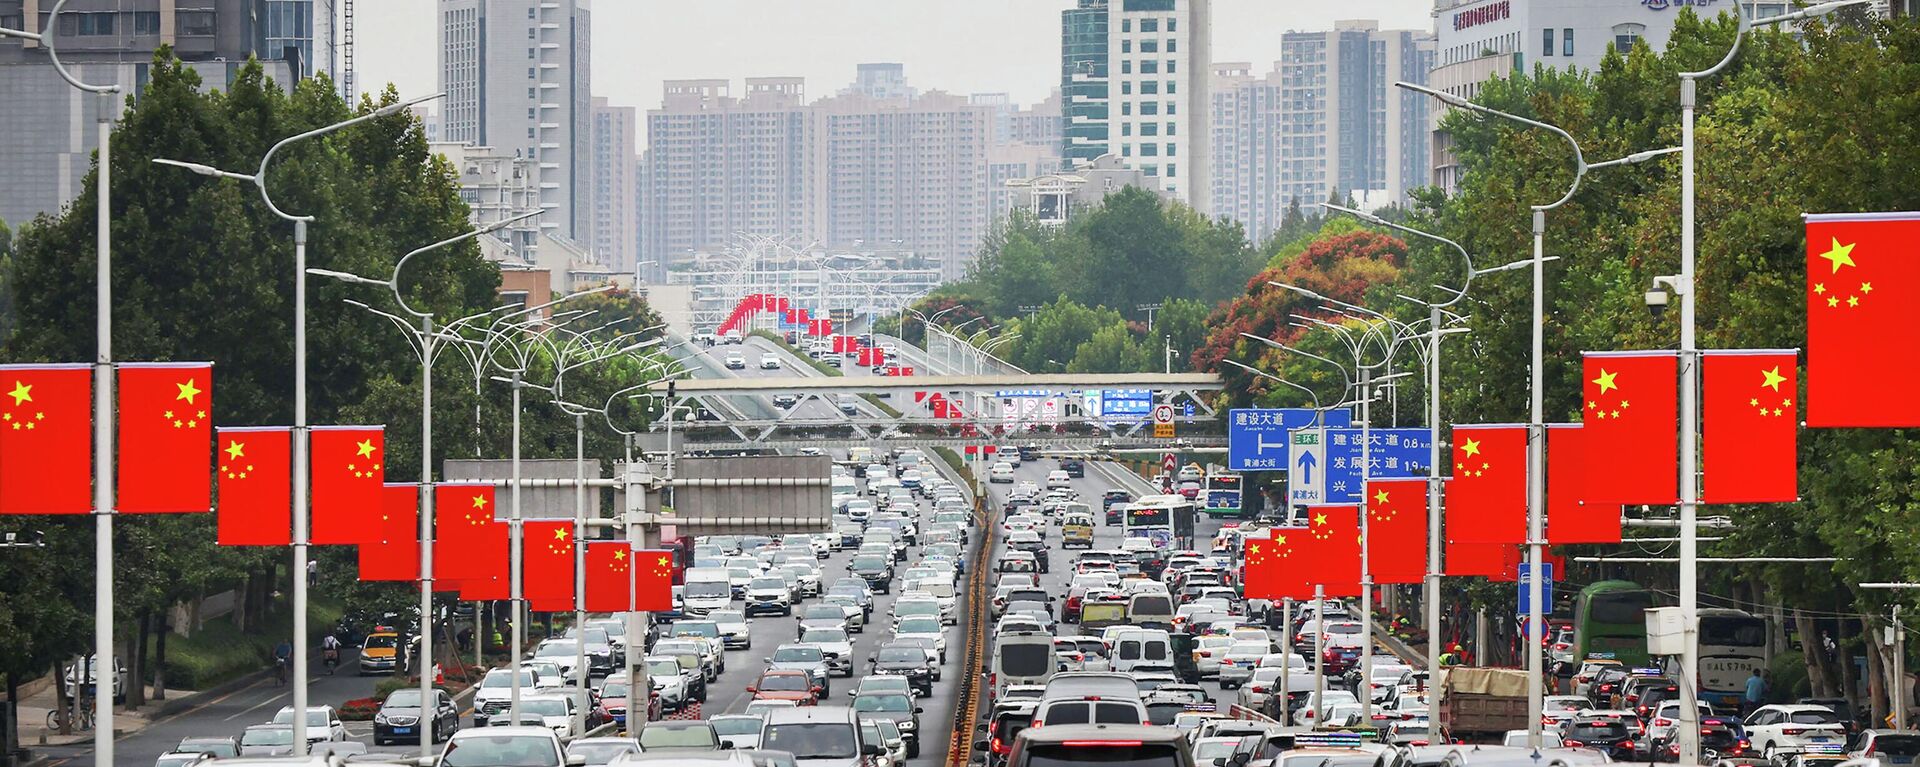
[1669,3,1865,760]
[1320,203,1478,692]
[154,89,443,755]
[0,5,121,760]
[309,209,540,756]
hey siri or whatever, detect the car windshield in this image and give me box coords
[442,735,563,767]
[483,670,534,687]
[242,729,292,746]
[752,578,787,590]
[762,723,858,760]
[854,693,912,713]
[567,743,633,765]
[365,634,400,649]
[270,710,331,726]
[773,646,823,663]
[672,623,719,638]
[877,647,923,663]
[385,690,424,707]
[601,682,628,697]
[1791,710,1840,724]
[686,581,729,598]
[647,660,682,676]
[712,717,764,736]
[711,610,746,624]
[535,641,577,657]
[852,555,887,569]
[524,699,567,716]
[760,674,811,692]
[803,628,847,643]
[640,725,718,748]
[898,618,940,633]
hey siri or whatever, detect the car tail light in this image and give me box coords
[1564,740,1585,748]
[1655,718,1673,727]
[990,737,1009,755]
[1784,727,1806,736]
[1667,745,1680,757]
[1251,686,1266,693]
[1626,694,1639,703]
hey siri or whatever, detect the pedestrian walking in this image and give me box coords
[1743,668,1769,716]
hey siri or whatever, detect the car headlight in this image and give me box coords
[374,713,389,724]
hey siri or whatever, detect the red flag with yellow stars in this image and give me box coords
[524,519,576,604]
[1242,534,1286,600]
[635,549,677,611]
[1443,424,1527,544]
[117,362,214,513]
[460,574,510,602]
[1444,477,1514,578]
[1581,351,1678,505]
[1702,350,1800,503]
[359,484,419,582]
[1804,213,1920,426]
[0,364,91,515]
[1365,479,1427,585]
[1299,505,1361,597]
[585,542,634,612]
[433,484,501,582]
[215,427,291,544]
[309,426,386,545]
[1546,424,1620,544]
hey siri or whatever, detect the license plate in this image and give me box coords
[1809,737,1832,743]
[393,727,412,734]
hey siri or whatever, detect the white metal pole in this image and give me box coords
[418,316,436,757]
[1279,598,1292,720]
[623,433,642,730]
[574,412,588,710]
[1678,74,1703,767]
[92,87,115,767]
[1313,584,1326,728]
[509,373,524,719]
[291,218,310,754]
[1526,210,1547,749]
[1426,305,1444,691]
[1359,364,1374,723]
[1896,605,1907,732]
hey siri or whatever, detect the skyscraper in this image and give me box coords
[591,97,637,272]
[641,78,813,270]
[1058,0,1210,212]
[0,0,313,226]
[438,0,592,243]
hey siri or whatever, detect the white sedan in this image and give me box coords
[759,355,781,370]
[989,462,1015,483]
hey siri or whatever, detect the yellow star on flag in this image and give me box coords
[1374,489,1390,504]
[1314,512,1328,526]
[175,378,203,404]
[657,555,671,567]
[1827,296,1841,308]
[1592,369,1619,394]
[1760,367,1787,392]
[1275,534,1287,545]
[6,381,31,406]
[613,549,627,560]
[472,494,489,508]
[224,441,245,460]
[1248,542,1262,555]
[1461,438,1481,457]
[355,439,377,458]
[1818,238,1856,274]
[553,527,569,541]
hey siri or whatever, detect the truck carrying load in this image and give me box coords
[1437,667,1533,741]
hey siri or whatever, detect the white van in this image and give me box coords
[681,567,732,616]
[1109,628,1173,674]
[991,630,1057,700]
[831,475,857,497]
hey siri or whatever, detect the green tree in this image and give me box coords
[1067,323,1156,373]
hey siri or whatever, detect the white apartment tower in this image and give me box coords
[1062,0,1211,213]
[438,0,593,244]
[591,97,637,273]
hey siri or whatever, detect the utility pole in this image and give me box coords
[1138,303,1163,332]
[1164,336,1175,374]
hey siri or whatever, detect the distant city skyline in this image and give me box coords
[353,0,1434,141]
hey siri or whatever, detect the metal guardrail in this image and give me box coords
[946,465,995,767]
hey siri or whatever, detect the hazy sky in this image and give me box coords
[354,0,1433,135]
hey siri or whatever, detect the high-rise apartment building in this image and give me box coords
[1208,22,1431,241]
[0,0,317,227]
[1058,0,1210,212]
[438,0,592,243]
[590,97,637,273]
[640,66,1062,282]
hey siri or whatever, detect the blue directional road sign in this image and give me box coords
[1322,428,1434,503]
[1226,408,1352,472]
[1518,562,1555,615]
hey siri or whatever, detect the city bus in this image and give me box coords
[1697,608,1770,708]
[1573,580,1657,668]
[1200,469,1245,519]
[1125,494,1196,550]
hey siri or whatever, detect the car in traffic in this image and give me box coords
[437,726,569,766]
[373,687,460,746]
[724,352,747,370]
[749,669,824,705]
[852,692,924,758]
[868,644,937,696]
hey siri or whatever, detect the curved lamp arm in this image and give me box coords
[0,0,120,93]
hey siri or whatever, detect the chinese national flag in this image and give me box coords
[635,549,676,611]
[433,484,501,582]
[216,427,291,544]
[117,362,214,513]
[310,426,386,545]
[1805,213,1920,426]
[461,575,510,602]
[1444,424,1527,544]
[1366,479,1427,585]
[585,542,634,612]
[1582,351,1678,504]
[1299,505,1361,597]
[1548,424,1620,544]
[1703,350,1800,503]
[359,484,419,582]
[0,364,91,515]
[524,519,576,604]
[1242,535,1285,599]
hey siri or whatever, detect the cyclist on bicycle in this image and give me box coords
[321,634,341,675]
[273,640,293,684]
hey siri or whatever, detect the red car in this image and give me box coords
[747,669,821,705]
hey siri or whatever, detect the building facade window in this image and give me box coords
[1612,23,1645,53]
[1122,102,1132,116]
[1141,39,1159,53]
[133,11,160,34]
[1122,39,1132,53]
[1167,163,1176,178]
[1542,28,1555,57]
[1141,102,1159,116]
[1142,18,1159,33]
[1564,28,1574,56]
[1141,60,1159,74]
[176,11,215,36]
[1142,81,1159,95]
[1122,60,1133,74]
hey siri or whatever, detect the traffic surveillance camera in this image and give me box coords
[1644,284,1670,318]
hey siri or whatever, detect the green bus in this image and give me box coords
[1573,580,1656,668]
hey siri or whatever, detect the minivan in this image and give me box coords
[1127,593,1176,629]
[1109,628,1173,674]
[759,706,880,767]
[991,631,1057,700]
[682,567,733,616]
